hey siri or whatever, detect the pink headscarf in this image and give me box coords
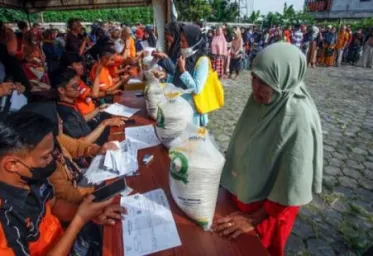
[211,27,228,56]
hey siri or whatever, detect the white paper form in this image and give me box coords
[104,140,139,176]
[120,189,181,256]
[125,125,161,150]
[10,91,28,111]
[127,78,143,84]
[104,103,140,117]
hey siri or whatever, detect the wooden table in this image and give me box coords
[103,91,269,256]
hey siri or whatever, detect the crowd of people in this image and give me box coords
[204,23,373,80]
[0,16,334,256]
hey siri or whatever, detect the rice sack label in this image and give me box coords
[169,126,225,230]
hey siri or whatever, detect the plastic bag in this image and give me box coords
[168,124,226,230]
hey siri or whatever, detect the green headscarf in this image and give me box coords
[221,42,323,206]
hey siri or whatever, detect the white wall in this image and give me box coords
[331,0,373,12]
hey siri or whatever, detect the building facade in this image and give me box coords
[305,0,373,19]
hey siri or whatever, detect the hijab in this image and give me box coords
[231,30,243,54]
[221,43,323,206]
[145,27,157,48]
[211,27,228,56]
[165,22,181,62]
[173,24,205,90]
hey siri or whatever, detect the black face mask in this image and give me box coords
[17,159,57,185]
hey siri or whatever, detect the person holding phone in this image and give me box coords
[21,102,118,204]
[0,112,126,255]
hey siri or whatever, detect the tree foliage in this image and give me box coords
[207,0,239,22]
[0,7,153,24]
[176,0,212,22]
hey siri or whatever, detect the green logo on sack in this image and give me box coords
[170,151,189,184]
[156,108,165,128]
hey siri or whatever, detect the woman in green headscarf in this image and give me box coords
[212,43,323,256]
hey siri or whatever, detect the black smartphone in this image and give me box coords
[92,178,126,202]
[126,119,136,124]
[135,92,144,97]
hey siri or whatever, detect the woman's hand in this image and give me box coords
[212,212,255,240]
[102,117,126,127]
[152,51,168,59]
[99,142,119,154]
[177,56,186,73]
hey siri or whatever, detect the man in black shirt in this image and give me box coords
[66,18,89,56]
[56,69,125,145]
[0,112,125,255]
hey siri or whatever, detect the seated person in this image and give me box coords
[21,102,118,204]
[65,53,120,118]
[0,112,125,255]
[56,69,125,145]
[89,47,129,93]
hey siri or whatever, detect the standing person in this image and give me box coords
[121,27,136,60]
[174,24,209,127]
[43,29,64,75]
[211,27,228,78]
[134,28,144,52]
[65,18,88,56]
[348,28,365,65]
[213,43,323,256]
[343,26,353,62]
[229,29,243,80]
[321,26,337,67]
[151,22,182,77]
[143,26,157,48]
[307,25,319,68]
[292,24,304,49]
[22,29,51,91]
[335,26,349,67]
[358,30,373,68]
[15,21,28,59]
[283,25,292,43]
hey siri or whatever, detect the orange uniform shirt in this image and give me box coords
[75,80,96,115]
[89,64,113,92]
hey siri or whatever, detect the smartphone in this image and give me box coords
[93,178,126,202]
[135,92,144,97]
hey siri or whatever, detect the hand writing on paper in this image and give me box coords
[212,212,255,240]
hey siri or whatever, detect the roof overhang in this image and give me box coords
[0,0,151,13]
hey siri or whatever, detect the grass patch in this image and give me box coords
[320,192,344,205]
[338,219,372,254]
[349,203,373,225]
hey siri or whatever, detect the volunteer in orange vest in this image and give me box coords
[0,112,125,255]
[89,46,129,94]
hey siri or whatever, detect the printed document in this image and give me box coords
[125,125,161,150]
[120,189,181,256]
[104,103,140,117]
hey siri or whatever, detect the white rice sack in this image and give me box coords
[169,124,226,230]
[144,72,167,120]
[156,90,193,147]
